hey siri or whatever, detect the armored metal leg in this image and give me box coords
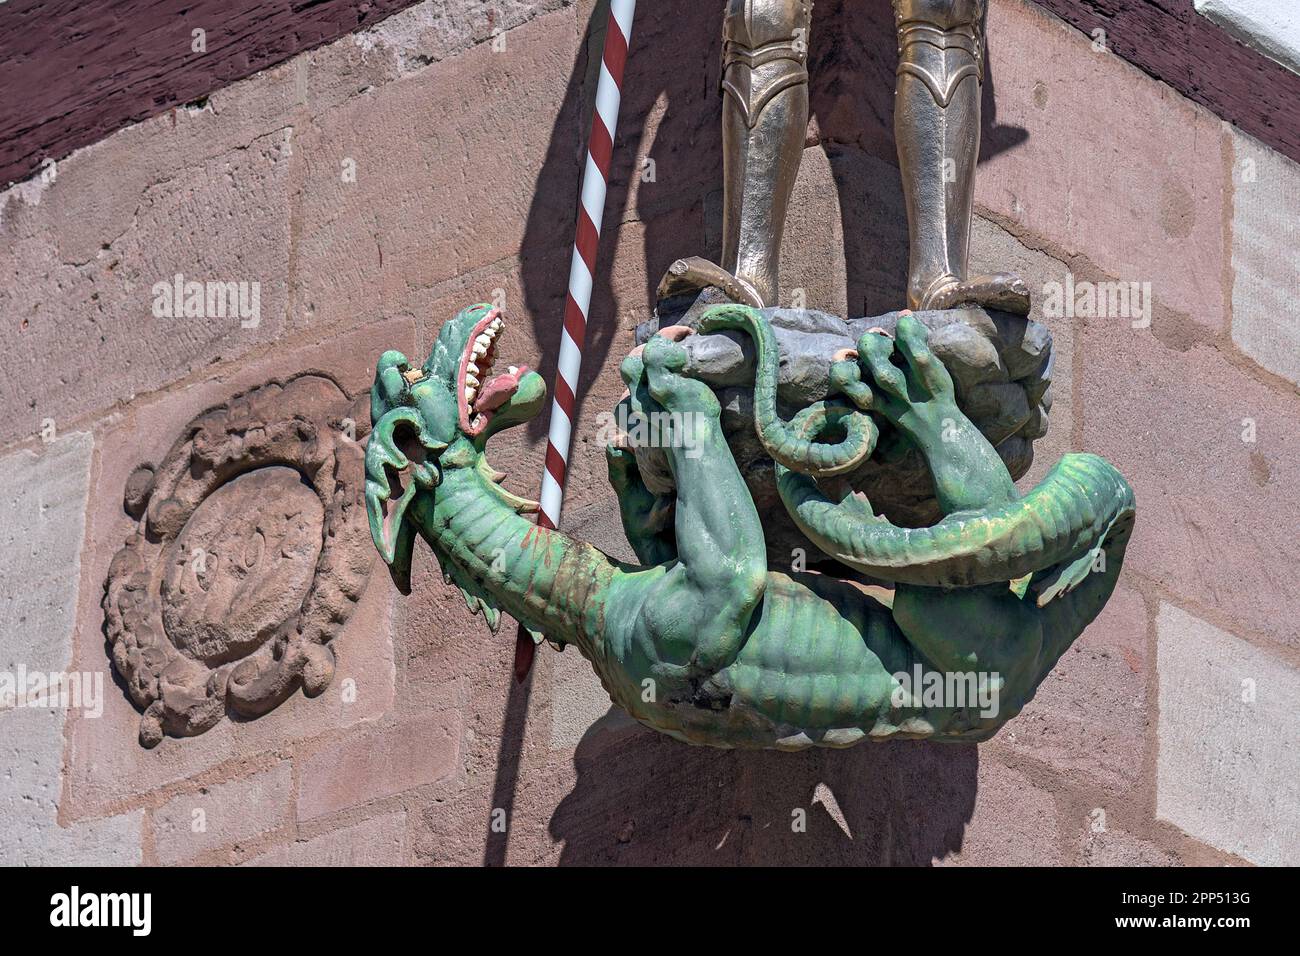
[894,0,1029,314]
[720,0,813,308]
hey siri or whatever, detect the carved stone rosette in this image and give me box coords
[103,375,374,747]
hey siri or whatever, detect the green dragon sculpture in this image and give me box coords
[365,302,1135,749]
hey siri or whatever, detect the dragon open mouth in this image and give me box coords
[457,308,530,437]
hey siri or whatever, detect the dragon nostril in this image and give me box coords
[383,462,406,502]
[393,422,428,468]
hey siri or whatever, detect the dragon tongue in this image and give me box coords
[473,365,527,414]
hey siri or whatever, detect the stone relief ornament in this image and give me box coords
[104,375,374,747]
[362,0,1136,749]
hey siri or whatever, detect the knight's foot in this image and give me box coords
[920,272,1031,316]
[656,257,765,309]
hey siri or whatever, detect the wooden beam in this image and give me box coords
[0,0,426,187]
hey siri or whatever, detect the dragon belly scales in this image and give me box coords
[366,303,1135,749]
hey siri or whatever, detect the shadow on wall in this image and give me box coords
[517,0,1028,443]
[549,711,978,865]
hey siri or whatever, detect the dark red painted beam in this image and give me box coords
[1,0,1297,189]
[1030,0,1300,160]
[0,0,426,187]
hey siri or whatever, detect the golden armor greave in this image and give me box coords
[720,0,813,308]
[894,0,1028,313]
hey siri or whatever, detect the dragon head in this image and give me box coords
[365,303,547,591]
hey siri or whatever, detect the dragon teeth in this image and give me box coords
[464,321,505,398]
[508,365,518,375]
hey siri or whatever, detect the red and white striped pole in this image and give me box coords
[537,0,636,533]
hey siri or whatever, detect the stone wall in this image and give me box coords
[1,0,1296,865]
